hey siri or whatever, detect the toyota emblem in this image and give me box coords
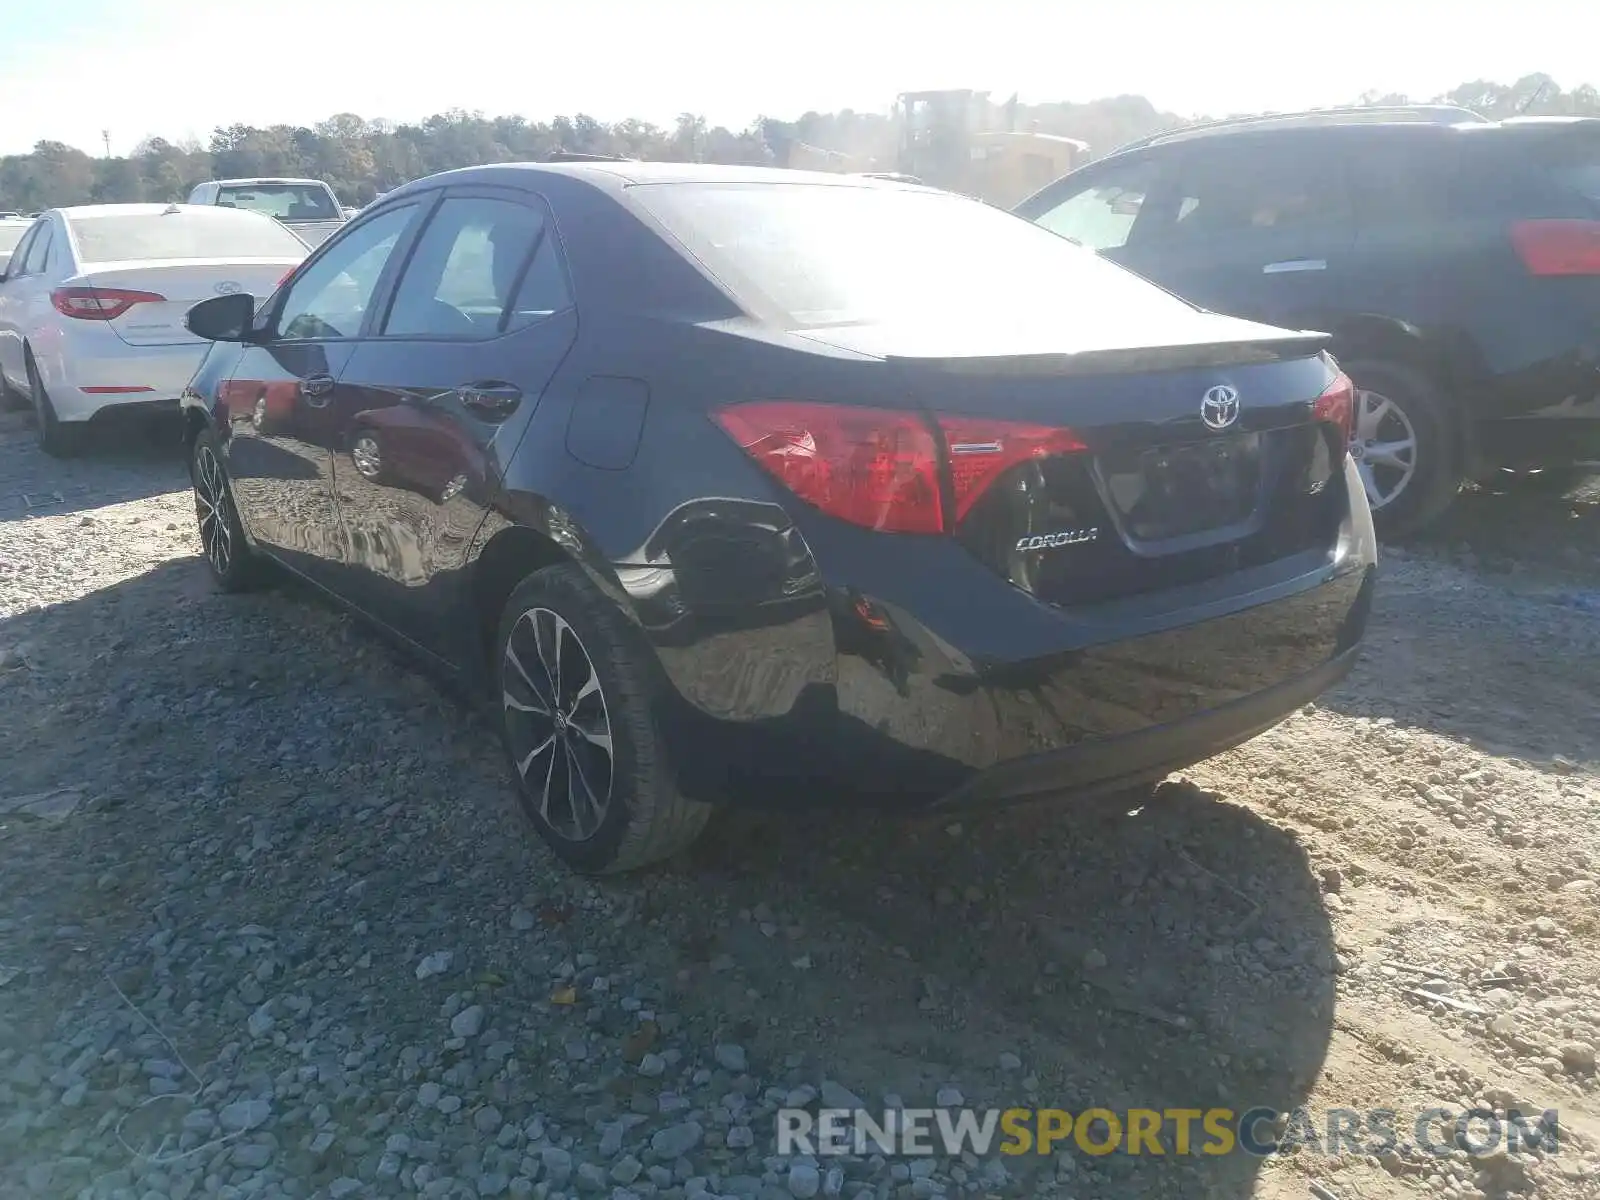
[214,280,242,295]
[1201,384,1240,431]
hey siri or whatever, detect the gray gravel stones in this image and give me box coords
[451,1003,486,1038]
[650,1119,704,1160]
[3,433,1599,1200]
[788,1160,822,1197]
[218,1097,271,1132]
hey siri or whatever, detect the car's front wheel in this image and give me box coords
[495,562,710,874]
[191,430,266,592]
[1343,359,1460,539]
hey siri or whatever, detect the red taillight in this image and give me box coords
[51,287,166,321]
[712,401,1086,534]
[937,416,1087,522]
[1313,371,1356,445]
[713,401,944,533]
[1510,219,1600,276]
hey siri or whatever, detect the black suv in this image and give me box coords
[1016,106,1600,535]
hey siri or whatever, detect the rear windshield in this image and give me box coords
[70,211,308,262]
[0,224,27,253]
[216,183,339,221]
[629,181,1197,330]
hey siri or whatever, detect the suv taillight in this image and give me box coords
[1510,219,1600,276]
[51,287,166,320]
[712,401,1087,534]
[1313,371,1356,445]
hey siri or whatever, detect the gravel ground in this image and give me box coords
[2,419,1598,1200]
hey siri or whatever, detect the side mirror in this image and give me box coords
[185,292,258,342]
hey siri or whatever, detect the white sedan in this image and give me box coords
[0,203,308,455]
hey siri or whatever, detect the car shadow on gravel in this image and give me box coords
[2,558,1330,1198]
[0,423,187,522]
[1402,476,1600,582]
[1314,484,1600,769]
[682,781,1336,1195]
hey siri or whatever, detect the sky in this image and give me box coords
[0,0,1592,157]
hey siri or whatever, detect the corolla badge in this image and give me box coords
[214,280,242,295]
[1016,528,1099,552]
[1201,384,1240,431]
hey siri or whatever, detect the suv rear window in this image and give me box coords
[631,181,1196,329]
[70,211,308,262]
[217,184,339,221]
[1544,136,1600,204]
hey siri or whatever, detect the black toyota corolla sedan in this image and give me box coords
[179,161,1376,874]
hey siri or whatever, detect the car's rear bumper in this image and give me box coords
[658,460,1377,809]
[53,341,208,423]
[937,637,1361,808]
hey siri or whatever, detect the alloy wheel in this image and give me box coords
[502,606,615,841]
[193,443,235,577]
[351,434,382,480]
[1350,388,1419,510]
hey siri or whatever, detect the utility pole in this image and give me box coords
[102,130,111,158]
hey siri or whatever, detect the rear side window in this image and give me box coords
[1346,136,1468,225]
[1543,135,1600,205]
[22,226,52,274]
[1148,144,1353,244]
[70,212,308,262]
[5,225,38,271]
[382,194,567,338]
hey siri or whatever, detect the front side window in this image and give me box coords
[1030,160,1165,250]
[276,204,417,340]
[382,195,560,338]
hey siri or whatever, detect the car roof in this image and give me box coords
[211,177,326,186]
[52,203,271,220]
[382,160,929,200]
[1113,113,1600,159]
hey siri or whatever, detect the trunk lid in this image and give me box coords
[812,320,1347,609]
[77,259,299,346]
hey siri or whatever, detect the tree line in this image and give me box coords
[2,73,1595,213]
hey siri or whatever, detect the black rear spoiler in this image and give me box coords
[887,333,1332,377]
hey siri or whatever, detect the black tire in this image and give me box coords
[0,368,26,413]
[1342,358,1460,539]
[190,429,266,592]
[27,353,84,458]
[495,562,711,874]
